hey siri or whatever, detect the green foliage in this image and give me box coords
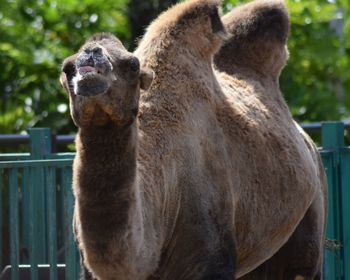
[0,0,129,134]
[283,0,350,123]
[225,0,350,123]
[128,0,177,49]
[1,0,350,135]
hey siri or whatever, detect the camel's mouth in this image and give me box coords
[71,44,115,97]
[77,61,110,76]
[78,65,102,76]
[73,67,110,97]
[73,54,114,97]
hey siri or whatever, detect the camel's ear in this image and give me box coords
[140,68,154,90]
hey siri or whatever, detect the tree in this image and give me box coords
[0,0,349,135]
[0,0,130,134]
[128,0,177,50]
[225,0,350,123]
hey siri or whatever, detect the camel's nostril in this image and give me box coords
[86,55,94,66]
[92,47,103,55]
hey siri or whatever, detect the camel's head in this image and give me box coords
[60,33,153,128]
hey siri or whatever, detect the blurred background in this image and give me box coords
[0,0,349,135]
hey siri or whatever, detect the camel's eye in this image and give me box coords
[119,56,140,74]
[128,57,140,73]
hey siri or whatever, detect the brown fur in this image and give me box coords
[60,0,327,279]
[214,0,289,79]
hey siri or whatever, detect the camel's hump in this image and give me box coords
[215,0,290,79]
[135,0,227,65]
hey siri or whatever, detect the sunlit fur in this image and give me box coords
[60,0,327,279]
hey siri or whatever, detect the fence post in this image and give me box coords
[321,122,345,279]
[62,167,79,279]
[339,141,350,279]
[46,166,58,280]
[0,169,2,271]
[28,128,52,277]
[29,128,52,159]
[9,169,19,280]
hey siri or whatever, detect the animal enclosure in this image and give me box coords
[0,122,349,280]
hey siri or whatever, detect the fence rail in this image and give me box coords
[1,123,350,279]
[1,121,350,147]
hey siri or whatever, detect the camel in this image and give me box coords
[59,0,327,279]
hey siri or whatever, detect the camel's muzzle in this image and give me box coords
[76,46,113,77]
[72,46,114,97]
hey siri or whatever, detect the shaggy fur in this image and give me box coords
[215,0,290,79]
[60,0,327,279]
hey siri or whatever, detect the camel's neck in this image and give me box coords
[75,123,137,196]
[74,123,141,258]
[74,123,160,278]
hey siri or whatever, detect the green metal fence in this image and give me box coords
[0,128,79,280]
[0,123,350,279]
[322,122,350,280]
